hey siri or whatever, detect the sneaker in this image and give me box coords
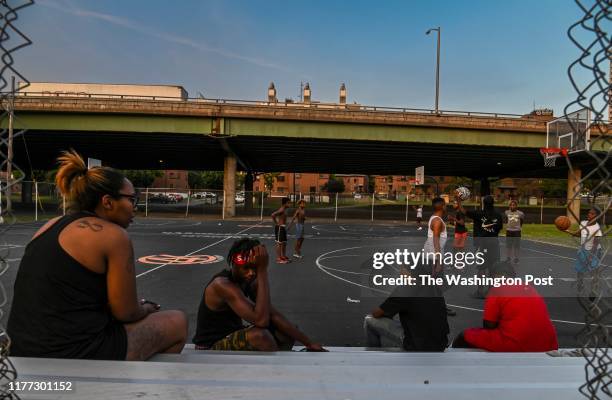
[276,258,289,264]
[281,256,292,263]
[417,227,423,231]
[446,307,457,317]
[293,253,303,259]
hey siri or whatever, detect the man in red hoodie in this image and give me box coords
[453,261,558,352]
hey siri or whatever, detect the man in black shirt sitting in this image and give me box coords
[364,265,449,351]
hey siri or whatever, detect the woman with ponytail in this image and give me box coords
[7,150,187,360]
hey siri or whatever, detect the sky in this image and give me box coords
[15,0,610,115]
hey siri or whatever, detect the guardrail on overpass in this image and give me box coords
[8,92,560,133]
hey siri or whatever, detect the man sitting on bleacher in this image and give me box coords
[193,238,326,351]
[364,264,450,351]
[452,261,558,352]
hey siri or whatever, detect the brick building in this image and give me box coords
[253,173,331,194]
[151,170,189,189]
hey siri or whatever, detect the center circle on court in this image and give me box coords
[138,254,224,266]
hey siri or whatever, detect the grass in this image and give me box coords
[508,223,579,248]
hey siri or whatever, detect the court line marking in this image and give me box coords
[319,254,361,261]
[315,245,612,327]
[319,266,371,276]
[136,222,263,278]
[315,246,388,295]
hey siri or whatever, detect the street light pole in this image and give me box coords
[426,27,441,114]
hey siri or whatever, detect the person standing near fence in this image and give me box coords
[415,205,424,231]
[564,208,604,297]
[504,200,524,265]
[287,199,306,259]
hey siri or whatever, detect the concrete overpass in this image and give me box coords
[5,94,610,217]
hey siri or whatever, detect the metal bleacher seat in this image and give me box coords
[9,346,593,399]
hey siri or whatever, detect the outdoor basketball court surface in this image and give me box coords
[3,217,611,348]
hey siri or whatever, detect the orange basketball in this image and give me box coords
[554,215,571,231]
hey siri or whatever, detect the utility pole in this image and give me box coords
[5,77,15,213]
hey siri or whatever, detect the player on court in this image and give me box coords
[287,200,306,259]
[271,197,291,264]
[415,205,424,230]
[564,208,603,296]
[454,194,503,299]
[504,200,524,264]
[423,197,456,317]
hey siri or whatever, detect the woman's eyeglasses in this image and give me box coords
[117,193,138,207]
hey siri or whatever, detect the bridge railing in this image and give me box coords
[11,91,529,119]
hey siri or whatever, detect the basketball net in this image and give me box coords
[539,147,568,168]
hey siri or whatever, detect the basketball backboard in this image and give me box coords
[546,108,591,156]
[415,166,424,185]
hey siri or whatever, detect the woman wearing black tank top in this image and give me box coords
[7,150,187,360]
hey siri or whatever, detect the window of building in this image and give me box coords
[278,187,285,193]
[277,176,285,182]
[295,173,301,178]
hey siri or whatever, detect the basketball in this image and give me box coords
[554,215,571,231]
[455,186,471,201]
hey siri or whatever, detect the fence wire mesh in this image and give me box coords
[562,1,612,398]
[0,1,34,398]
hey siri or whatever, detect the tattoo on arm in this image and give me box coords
[77,220,103,232]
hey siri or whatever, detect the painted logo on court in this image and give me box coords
[138,254,224,265]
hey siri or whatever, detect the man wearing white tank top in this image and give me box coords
[423,197,456,317]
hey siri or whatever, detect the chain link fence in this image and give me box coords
[3,183,610,226]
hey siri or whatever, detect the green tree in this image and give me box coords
[323,175,345,194]
[540,178,567,197]
[263,172,280,193]
[367,175,375,194]
[188,171,224,189]
[123,170,163,188]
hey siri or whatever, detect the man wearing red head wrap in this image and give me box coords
[193,238,326,352]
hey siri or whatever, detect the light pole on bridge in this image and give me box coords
[426,26,441,114]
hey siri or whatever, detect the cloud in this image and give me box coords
[38,0,296,73]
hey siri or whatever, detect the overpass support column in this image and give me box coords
[567,167,582,224]
[223,156,236,218]
[244,172,254,212]
[480,178,491,196]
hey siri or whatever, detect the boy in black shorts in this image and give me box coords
[272,197,291,264]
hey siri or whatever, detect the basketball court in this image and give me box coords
[3,217,610,348]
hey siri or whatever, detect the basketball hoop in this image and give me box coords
[540,147,568,167]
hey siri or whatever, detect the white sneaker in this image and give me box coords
[417,227,423,231]
[293,253,303,258]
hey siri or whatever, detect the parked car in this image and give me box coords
[235,192,245,203]
[168,193,186,202]
[149,192,177,204]
[354,193,362,200]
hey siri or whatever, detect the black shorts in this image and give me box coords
[275,225,287,243]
